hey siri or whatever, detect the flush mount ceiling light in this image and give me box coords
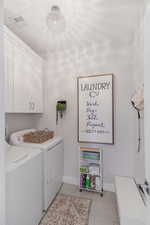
[46,5,66,34]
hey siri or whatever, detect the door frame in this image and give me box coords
[0,0,5,224]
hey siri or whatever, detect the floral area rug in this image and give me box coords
[40,194,91,225]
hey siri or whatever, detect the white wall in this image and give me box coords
[144,3,150,222]
[0,0,5,223]
[5,114,42,139]
[38,41,139,189]
[132,12,145,184]
[144,2,150,184]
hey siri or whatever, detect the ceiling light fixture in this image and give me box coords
[46,5,65,34]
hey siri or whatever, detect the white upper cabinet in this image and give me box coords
[4,26,43,113]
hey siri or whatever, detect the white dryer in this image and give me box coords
[9,129,64,211]
[6,145,43,225]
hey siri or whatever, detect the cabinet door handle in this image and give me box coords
[29,102,35,111]
[32,102,35,110]
[31,102,34,110]
[29,102,32,110]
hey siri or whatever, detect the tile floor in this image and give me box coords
[60,183,119,225]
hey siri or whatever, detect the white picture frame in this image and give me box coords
[77,74,114,144]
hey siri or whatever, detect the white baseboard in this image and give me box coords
[63,176,78,185]
[103,182,115,192]
[63,176,115,192]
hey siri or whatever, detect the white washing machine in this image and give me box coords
[6,145,43,225]
[9,129,64,211]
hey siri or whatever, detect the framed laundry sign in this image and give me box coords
[77,74,114,144]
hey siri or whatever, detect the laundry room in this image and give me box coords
[0,0,149,225]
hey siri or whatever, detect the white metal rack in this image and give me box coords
[79,147,103,196]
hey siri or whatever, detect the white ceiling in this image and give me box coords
[4,0,145,58]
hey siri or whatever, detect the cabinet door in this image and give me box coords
[13,46,34,113]
[5,27,43,113]
[5,29,43,113]
[4,36,14,112]
[28,55,43,113]
[13,46,43,113]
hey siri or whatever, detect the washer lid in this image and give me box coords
[6,149,28,163]
[6,145,41,173]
